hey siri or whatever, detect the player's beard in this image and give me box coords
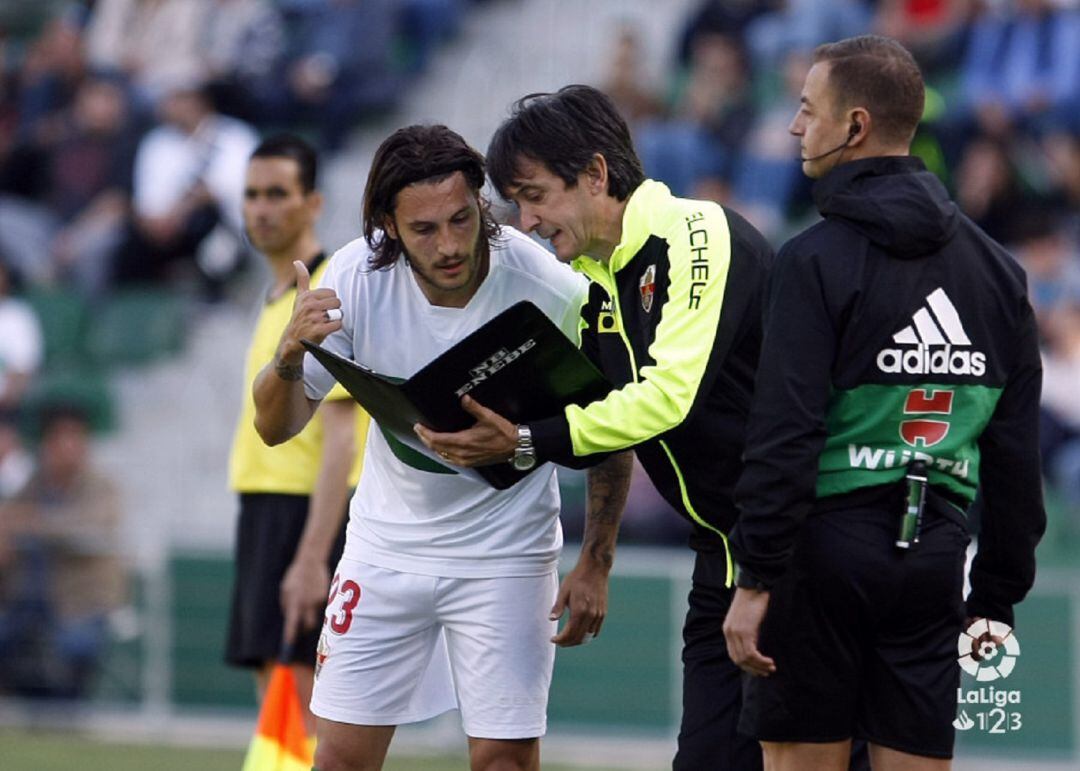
[401,230,489,300]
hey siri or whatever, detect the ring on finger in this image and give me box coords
[325,308,343,322]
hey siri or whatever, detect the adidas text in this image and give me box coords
[876,345,986,377]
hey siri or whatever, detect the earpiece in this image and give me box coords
[804,121,863,162]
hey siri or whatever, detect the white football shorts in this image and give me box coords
[310,558,558,739]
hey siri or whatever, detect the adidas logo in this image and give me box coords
[876,288,986,377]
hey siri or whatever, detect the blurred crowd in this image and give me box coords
[0,400,126,699]
[0,0,479,702]
[1,0,1079,699]
[0,0,477,304]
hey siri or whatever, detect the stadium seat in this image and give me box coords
[92,582,145,704]
[24,287,89,369]
[84,287,187,368]
[20,366,116,436]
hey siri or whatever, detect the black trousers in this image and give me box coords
[673,547,871,770]
[674,548,762,771]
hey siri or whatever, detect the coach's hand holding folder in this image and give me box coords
[302,301,611,489]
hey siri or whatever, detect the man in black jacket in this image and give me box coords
[724,36,1046,770]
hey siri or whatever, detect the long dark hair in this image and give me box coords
[487,84,645,202]
[362,124,500,270]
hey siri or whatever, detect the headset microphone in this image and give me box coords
[802,122,861,162]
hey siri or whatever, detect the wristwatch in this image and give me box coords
[510,425,537,471]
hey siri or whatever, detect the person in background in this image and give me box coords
[199,0,285,124]
[84,0,210,107]
[225,133,368,733]
[113,77,257,294]
[0,75,135,297]
[0,261,43,410]
[0,409,33,502]
[255,0,401,151]
[0,403,126,699]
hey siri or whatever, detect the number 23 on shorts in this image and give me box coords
[326,573,362,635]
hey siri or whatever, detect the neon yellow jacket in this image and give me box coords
[529,180,772,559]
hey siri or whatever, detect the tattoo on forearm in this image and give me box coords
[274,355,304,381]
[586,539,615,569]
[584,453,634,568]
[587,463,627,524]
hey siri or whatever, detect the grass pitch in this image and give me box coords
[0,729,629,771]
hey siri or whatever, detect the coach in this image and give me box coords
[724,36,1046,771]
[418,85,775,770]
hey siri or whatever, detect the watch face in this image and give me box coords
[512,453,537,471]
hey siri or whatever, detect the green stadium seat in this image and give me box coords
[24,287,89,369]
[85,287,187,368]
[93,580,145,704]
[0,0,68,41]
[21,366,116,436]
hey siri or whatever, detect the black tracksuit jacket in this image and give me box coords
[730,156,1046,625]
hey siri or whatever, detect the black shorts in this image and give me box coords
[738,504,970,759]
[225,493,347,670]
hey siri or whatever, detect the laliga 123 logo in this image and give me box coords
[958,618,1020,681]
[953,619,1024,734]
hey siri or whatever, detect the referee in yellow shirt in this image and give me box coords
[226,134,368,732]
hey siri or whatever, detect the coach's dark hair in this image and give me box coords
[250,133,319,192]
[487,84,645,202]
[813,35,924,146]
[362,124,499,271]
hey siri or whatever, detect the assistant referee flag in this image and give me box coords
[241,664,315,771]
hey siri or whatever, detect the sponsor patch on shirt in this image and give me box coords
[877,289,986,376]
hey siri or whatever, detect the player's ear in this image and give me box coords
[383,215,398,240]
[584,153,608,196]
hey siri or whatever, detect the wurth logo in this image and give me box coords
[877,289,986,377]
[900,388,954,448]
[848,444,970,479]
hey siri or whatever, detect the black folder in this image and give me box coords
[302,301,611,489]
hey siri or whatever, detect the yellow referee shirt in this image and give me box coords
[229,256,368,494]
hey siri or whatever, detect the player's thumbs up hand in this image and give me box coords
[293,259,311,292]
[274,259,343,368]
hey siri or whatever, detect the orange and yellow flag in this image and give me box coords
[241,665,316,771]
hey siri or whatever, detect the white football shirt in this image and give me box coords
[304,228,588,578]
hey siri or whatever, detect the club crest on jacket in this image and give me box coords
[640,264,656,312]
